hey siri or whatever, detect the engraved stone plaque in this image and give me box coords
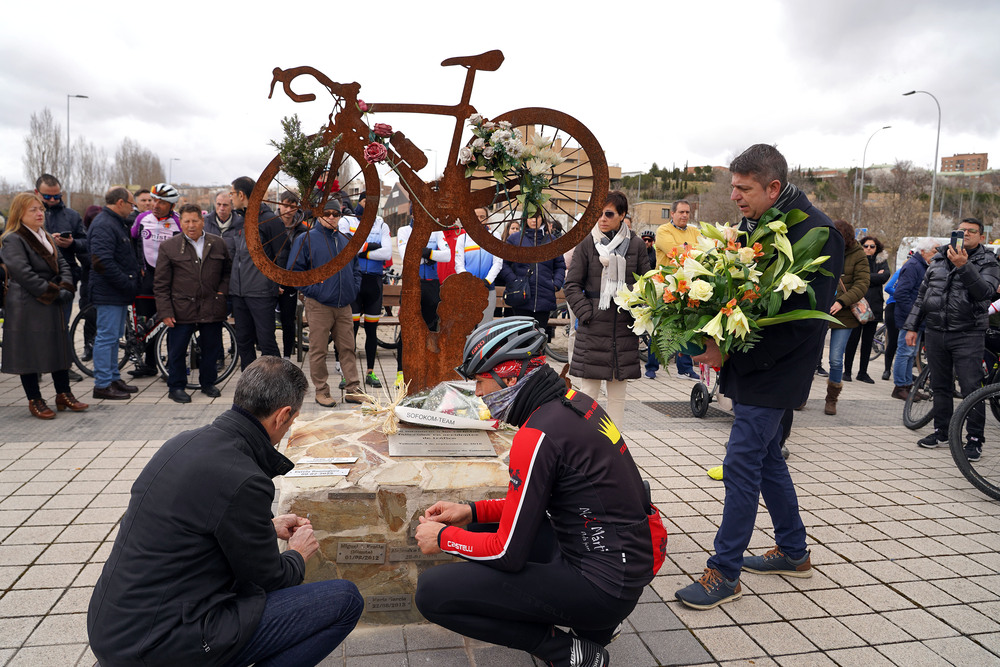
[388,429,495,457]
[286,469,349,477]
[366,594,412,612]
[298,456,359,464]
[336,542,386,564]
[388,545,453,562]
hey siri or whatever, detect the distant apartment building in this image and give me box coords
[941,153,988,173]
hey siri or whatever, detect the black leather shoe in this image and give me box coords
[882,370,891,381]
[169,389,192,404]
[856,373,875,384]
[128,365,158,378]
[201,385,222,398]
[67,369,83,382]
[111,379,138,394]
[93,385,130,400]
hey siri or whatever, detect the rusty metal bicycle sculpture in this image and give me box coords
[246,50,608,392]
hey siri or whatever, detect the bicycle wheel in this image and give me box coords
[902,365,934,430]
[544,303,570,363]
[460,108,607,264]
[914,330,927,372]
[376,314,401,350]
[870,324,885,361]
[691,383,710,418]
[153,323,239,390]
[295,300,308,362]
[246,126,380,287]
[71,305,127,376]
[948,383,1000,500]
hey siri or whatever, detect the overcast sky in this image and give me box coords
[2,0,998,192]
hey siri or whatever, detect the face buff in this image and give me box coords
[481,366,543,423]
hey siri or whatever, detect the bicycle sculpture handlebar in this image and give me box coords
[246,51,608,392]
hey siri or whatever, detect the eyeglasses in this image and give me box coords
[602,211,617,219]
[863,244,876,249]
[40,193,62,201]
[324,211,342,218]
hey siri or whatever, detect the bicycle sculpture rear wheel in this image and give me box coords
[460,108,607,263]
[246,130,380,287]
[948,383,1000,500]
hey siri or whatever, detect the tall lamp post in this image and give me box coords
[169,158,181,184]
[903,90,941,235]
[66,94,89,207]
[856,126,891,226]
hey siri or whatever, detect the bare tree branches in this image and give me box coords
[22,108,63,184]
[72,137,110,197]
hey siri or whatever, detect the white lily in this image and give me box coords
[630,307,655,337]
[772,233,793,260]
[681,256,715,281]
[698,311,726,342]
[726,306,751,338]
[774,272,808,299]
[766,220,788,234]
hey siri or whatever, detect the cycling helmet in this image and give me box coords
[150,183,180,203]
[640,230,655,240]
[457,316,547,382]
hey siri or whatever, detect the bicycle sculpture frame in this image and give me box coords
[245,50,608,392]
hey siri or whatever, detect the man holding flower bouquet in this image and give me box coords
[674,144,844,610]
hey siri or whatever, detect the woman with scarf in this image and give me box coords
[563,190,650,424]
[1,192,89,419]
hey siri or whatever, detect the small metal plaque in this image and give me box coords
[388,429,495,457]
[366,594,412,612]
[388,545,452,562]
[336,542,386,564]
[286,469,349,477]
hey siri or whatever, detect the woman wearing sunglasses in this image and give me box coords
[563,190,650,424]
[844,235,890,384]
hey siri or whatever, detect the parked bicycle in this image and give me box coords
[70,298,239,390]
[948,381,1000,500]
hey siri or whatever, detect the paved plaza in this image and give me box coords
[2,345,1000,666]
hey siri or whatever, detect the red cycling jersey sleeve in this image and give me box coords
[439,426,553,571]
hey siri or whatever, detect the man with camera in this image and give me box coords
[903,218,1000,459]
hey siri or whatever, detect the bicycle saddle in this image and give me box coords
[441,50,504,71]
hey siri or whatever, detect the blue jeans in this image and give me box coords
[826,327,852,383]
[222,579,363,667]
[893,330,917,387]
[675,353,693,375]
[645,351,660,374]
[93,305,127,388]
[707,403,807,581]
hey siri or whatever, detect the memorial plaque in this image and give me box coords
[388,429,495,457]
[337,542,386,564]
[388,545,454,562]
[297,456,359,464]
[286,469,349,477]
[366,594,412,612]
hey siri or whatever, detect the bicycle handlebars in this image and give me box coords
[269,66,361,104]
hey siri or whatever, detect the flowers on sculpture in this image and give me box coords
[460,114,566,218]
[614,208,839,363]
[364,142,388,164]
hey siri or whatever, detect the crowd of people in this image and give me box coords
[3,143,998,666]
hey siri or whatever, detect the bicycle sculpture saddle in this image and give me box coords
[441,50,504,71]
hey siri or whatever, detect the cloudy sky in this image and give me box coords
[1,0,998,191]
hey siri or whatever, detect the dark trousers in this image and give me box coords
[276,288,298,358]
[415,523,638,661]
[884,304,899,372]
[20,370,71,401]
[221,579,363,667]
[167,322,223,390]
[707,402,807,580]
[233,295,279,370]
[925,328,986,440]
[844,318,880,377]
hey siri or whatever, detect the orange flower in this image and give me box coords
[752,242,764,257]
[663,291,678,304]
[688,299,701,308]
[742,288,761,302]
[676,278,689,293]
[720,298,738,316]
[726,240,740,251]
[651,273,665,283]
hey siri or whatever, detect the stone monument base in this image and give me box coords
[276,409,514,625]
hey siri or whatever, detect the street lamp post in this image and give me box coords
[66,94,89,207]
[857,126,891,226]
[169,158,181,183]
[903,90,941,235]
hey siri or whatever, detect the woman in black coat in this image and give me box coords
[1,192,89,419]
[563,191,649,424]
[844,235,890,383]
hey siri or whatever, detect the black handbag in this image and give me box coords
[504,268,533,308]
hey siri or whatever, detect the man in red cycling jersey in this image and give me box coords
[414,317,666,667]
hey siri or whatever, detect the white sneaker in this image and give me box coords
[335,361,342,373]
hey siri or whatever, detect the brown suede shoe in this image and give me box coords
[55,393,89,412]
[28,399,56,420]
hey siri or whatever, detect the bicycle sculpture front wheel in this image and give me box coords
[246,129,381,287]
[948,383,1000,500]
[460,108,608,264]
[70,305,128,377]
[544,302,571,364]
[902,365,935,430]
[154,322,239,390]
